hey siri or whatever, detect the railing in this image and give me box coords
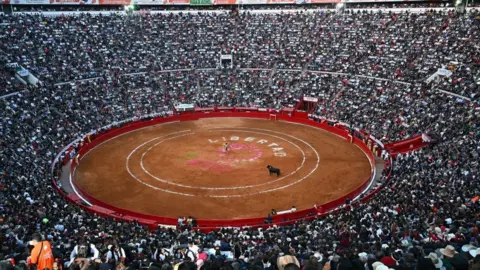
[51,68,473,103]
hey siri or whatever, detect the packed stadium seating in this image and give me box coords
[0,6,479,270]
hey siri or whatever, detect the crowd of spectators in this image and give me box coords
[7,2,458,13]
[1,9,479,97]
[0,67,23,94]
[0,5,480,270]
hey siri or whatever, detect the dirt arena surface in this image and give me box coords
[75,118,372,219]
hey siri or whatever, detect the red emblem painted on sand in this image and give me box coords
[187,143,263,172]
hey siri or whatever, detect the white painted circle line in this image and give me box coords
[139,129,306,190]
[126,128,320,197]
[126,131,198,197]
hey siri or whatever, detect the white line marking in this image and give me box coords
[351,143,377,202]
[138,129,306,190]
[278,120,376,202]
[126,131,198,197]
[70,163,92,206]
[70,121,181,206]
[127,127,320,197]
[78,121,181,162]
[278,120,348,141]
[74,117,371,212]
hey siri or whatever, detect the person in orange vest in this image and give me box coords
[29,233,54,270]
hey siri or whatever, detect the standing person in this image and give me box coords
[188,242,199,258]
[29,233,54,270]
[224,142,230,153]
[440,245,468,270]
[67,239,100,267]
[178,247,196,262]
[106,244,126,266]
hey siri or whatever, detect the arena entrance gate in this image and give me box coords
[219,54,233,69]
[295,96,319,116]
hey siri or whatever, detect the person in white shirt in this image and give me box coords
[177,217,184,226]
[67,241,100,267]
[106,245,126,264]
[188,241,199,257]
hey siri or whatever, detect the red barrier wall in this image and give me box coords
[59,111,377,230]
[383,135,429,156]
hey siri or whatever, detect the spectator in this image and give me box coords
[29,233,54,270]
[277,250,300,270]
[105,245,126,267]
[441,246,469,270]
[67,240,100,267]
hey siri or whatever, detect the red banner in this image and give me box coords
[212,0,235,4]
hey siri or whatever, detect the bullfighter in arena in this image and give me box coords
[223,142,230,152]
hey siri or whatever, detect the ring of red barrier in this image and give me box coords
[52,111,380,231]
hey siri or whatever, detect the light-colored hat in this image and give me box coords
[358,252,368,258]
[461,244,476,252]
[427,253,443,269]
[358,252,368,262]
[313,252,323,262]
[440,245,457,258]
[469,248,480,258]
[372,262,385,270]
[447,234,456,241]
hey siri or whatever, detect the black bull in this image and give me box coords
[266,165,281,176]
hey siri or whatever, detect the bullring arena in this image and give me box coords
[64,112,377,226]
[3,5,480,269]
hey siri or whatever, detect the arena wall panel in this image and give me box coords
[383,135,429,156]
